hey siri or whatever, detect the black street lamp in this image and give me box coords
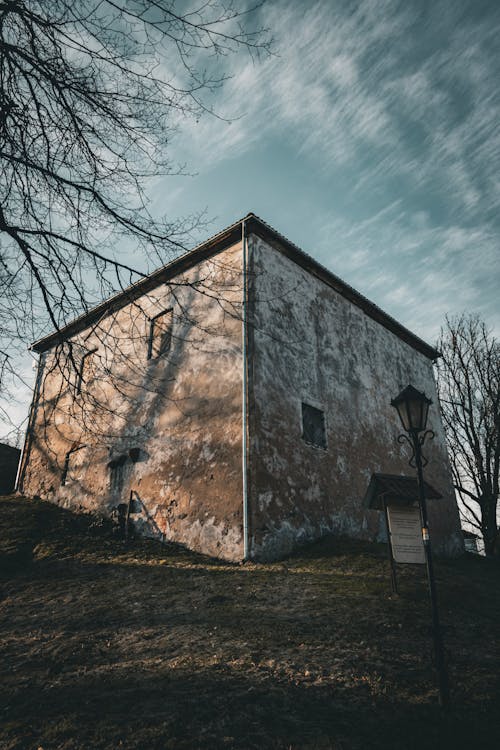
[391,384,450,708]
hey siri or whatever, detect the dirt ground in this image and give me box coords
[0,495,499,750]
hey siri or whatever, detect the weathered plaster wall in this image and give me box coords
[21,244,245,560]
[247,235,463,561]
[20,227,463,563]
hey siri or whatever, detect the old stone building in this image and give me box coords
[18,214,463,560]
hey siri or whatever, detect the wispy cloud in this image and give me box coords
[175,0,407,167]
[167,0,500,341]
[315,206,500,341]
[5,0,500,437]
[175,0,500,221]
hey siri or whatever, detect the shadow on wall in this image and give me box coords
[113,489,164,542]
[20,259,244,557]
[107,447,150,496]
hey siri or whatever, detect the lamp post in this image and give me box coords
[391,385,450,708]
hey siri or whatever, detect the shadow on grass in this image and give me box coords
[0,661,497,750]
[1,496,499,749]
[0,494,231,575]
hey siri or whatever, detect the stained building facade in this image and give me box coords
[19,214,464,560]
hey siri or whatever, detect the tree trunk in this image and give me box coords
[481,499,499,557]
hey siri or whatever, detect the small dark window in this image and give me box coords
[148,309,173,359]
[108,454,128,494]
[301,402,327,449]
[76,349,97,394]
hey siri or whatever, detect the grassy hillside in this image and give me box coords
[0,495,499,749]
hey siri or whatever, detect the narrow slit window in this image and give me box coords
[61,453,71,486]
[76,349,97,394]
[148,309,173,359]
[301,402,327,449]
[61,444,86,486]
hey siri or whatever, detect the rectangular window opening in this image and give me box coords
[76,349,97,394]
[148,308,173,360]
[108,455,128,494]
[301,402,327,450]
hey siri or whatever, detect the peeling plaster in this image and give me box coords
[22,244,245,562]
[247,235,463,561]
[21,230,463,562]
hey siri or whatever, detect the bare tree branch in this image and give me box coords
[436,314,500,556]
[0,0,271,429]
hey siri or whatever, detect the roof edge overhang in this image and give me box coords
[245,215,439,360]
[364,472,443,510]
[30,216,245,353]
[31,213,440,360]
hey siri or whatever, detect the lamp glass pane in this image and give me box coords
[411,401,418,432]
[396,400,411,432]
[421,400,430,430]
[408,399,421,431]
[392,385,432,433]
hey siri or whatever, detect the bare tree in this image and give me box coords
[436,315,500,557]
[0,0,270,427]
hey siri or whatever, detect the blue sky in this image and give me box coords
[159,0,499,340]
[3,0,500,440]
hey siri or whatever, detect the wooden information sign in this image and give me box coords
[386,505,425,564]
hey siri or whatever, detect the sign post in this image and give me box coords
[382,498,398,594]
[364,472,449,707]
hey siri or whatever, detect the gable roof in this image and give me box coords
[31,213,439,359]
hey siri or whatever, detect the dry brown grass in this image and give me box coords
[0,495,499,749]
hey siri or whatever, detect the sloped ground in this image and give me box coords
[0,496,498,750]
